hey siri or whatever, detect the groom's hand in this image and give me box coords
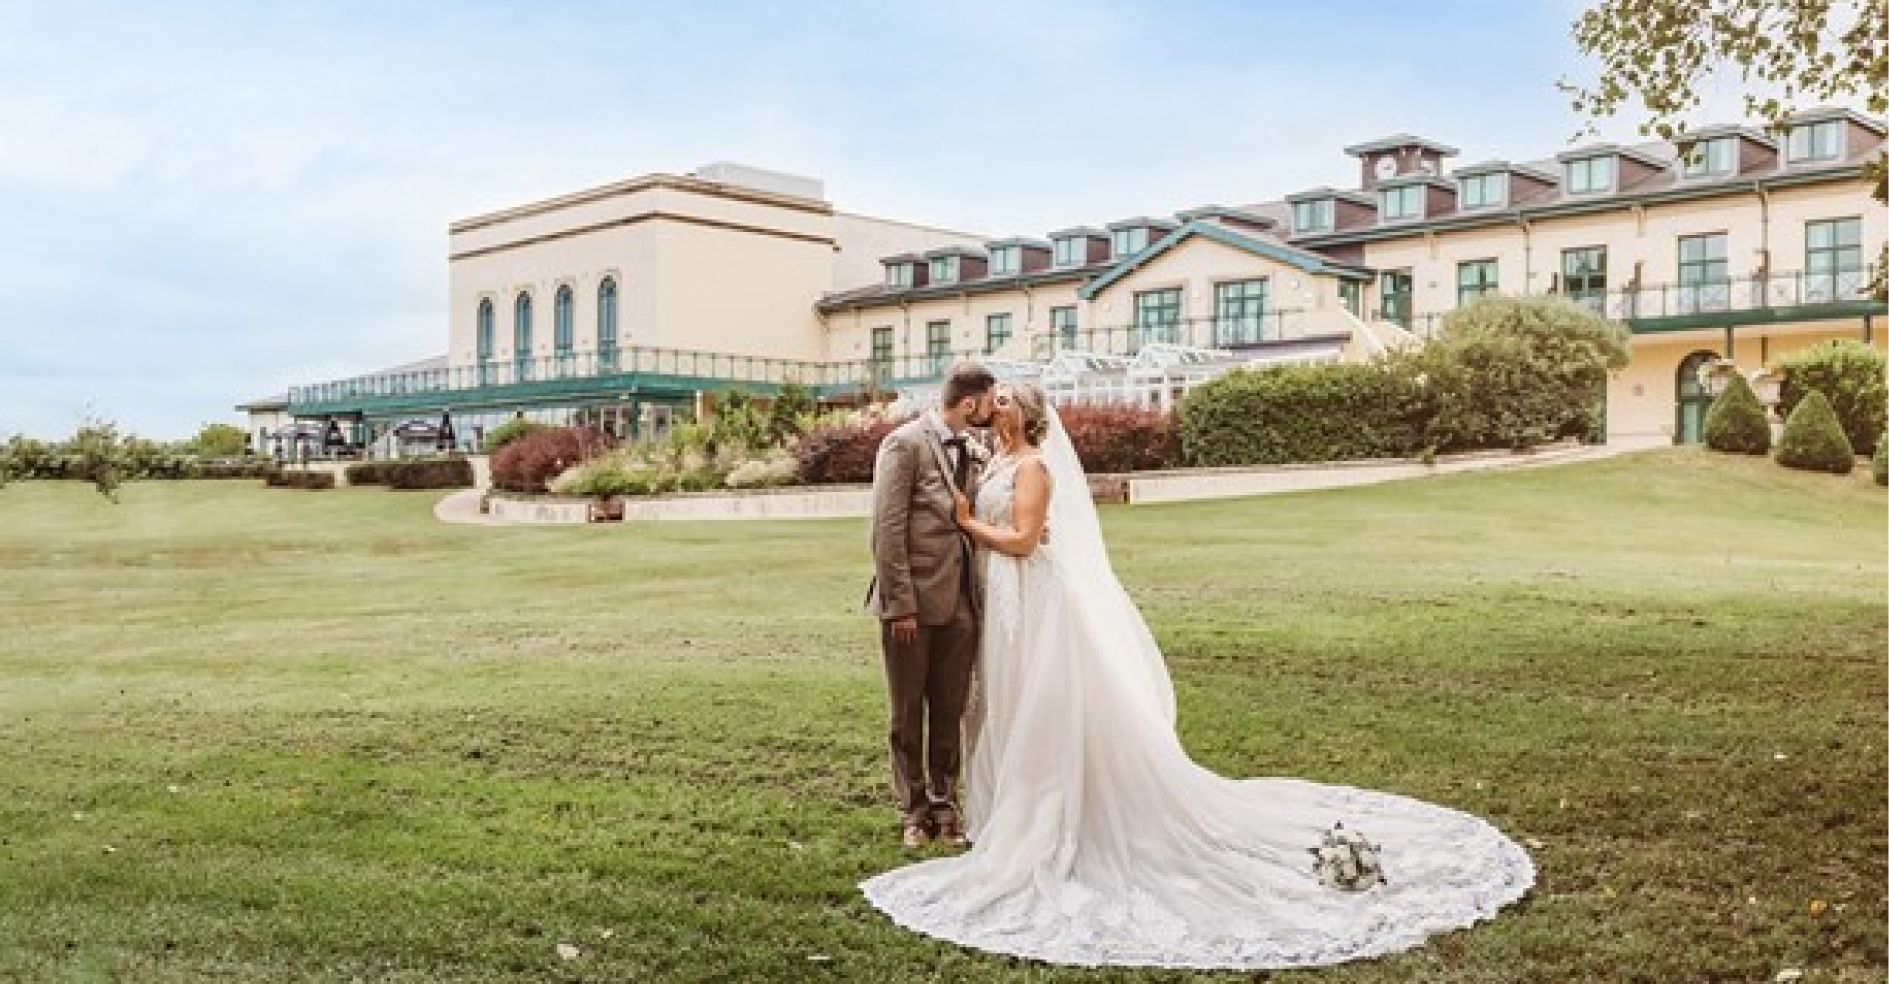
[889,615,919,645]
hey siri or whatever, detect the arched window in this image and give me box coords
[553,285,575,377]
[476,299,495,384]
[597,277,619,372]
[513,292,533,382]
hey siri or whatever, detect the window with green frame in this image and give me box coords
[1050,306,1078,350]
[1134,289,1182,345]
[553,285,575,376]
[870,325,894,381]
[1292,199,1333,233]
[1053,237,1084,266]
[513,291,533,382]
[1676,233,1729,313]
[1213,279,1267,345]
[476,298,495,384]
[985,313,1013,353]
[886,263,913,288]
[926,320,951,373]
[1380,185,1422,221]
[1111,226,1149,258]
[1565,156,1614,194]
[929,256,959,284]
[1338,279,1362,316]
[1805,217,1862,302]
[1459,173,1505,209]
[1457,260,1498,306]
[1682,138,1733,178]
[597,277,619,370]
[1379,270,1412,328]
[1561,247,1607,312]
[988,247,1018,277]
[1787,121,1842,163]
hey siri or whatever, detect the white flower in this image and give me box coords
[963,433,993,465]
[1309,823,1385,892]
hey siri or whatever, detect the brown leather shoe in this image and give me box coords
[901,823,931,849]
[936,818,968,849]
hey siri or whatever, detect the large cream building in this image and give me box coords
[278,109,1886,447]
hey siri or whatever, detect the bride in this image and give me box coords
[859,381,1535,970]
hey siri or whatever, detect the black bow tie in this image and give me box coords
[943,435,967,448]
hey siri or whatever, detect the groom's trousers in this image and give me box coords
[881,591,978,828]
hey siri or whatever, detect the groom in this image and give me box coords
[867,363,997,850]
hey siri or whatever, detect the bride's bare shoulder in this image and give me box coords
[1016,453,1052,487]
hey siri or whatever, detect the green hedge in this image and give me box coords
[382,458,475,489]
[1773,391,1854,475]
[345,459,473,489]
[1181,364,1426,466]
[1775,341,1885,457]
[1703,374,1772,455]
[265,470,336,489]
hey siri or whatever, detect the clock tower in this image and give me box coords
[1343,135,1461,190]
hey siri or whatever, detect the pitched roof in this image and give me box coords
[1078,220,1371,301]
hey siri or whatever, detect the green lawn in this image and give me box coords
[0,449,1882,983]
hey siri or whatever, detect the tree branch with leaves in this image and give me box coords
[1562,0,1888,296]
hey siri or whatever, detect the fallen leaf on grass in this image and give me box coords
[556,943,581,961]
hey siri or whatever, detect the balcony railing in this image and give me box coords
[1392,268,1877,338]
[291,311,1335,411]
[1027,310,1314,360]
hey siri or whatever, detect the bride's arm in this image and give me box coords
[953,459,1050,558]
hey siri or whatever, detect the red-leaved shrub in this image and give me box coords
[1057,404,1181,474]
[490,426,614,493]
[796,418,905,485]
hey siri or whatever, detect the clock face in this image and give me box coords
[1374,155,1399,179]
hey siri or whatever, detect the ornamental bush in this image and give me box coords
[482,418,548,454]
[796,417,904,485]
[1774,341,1886,456]
[1057,404,1182,473]
[1702,374,1771,455]
[1773,391,1855,475]
[490,427,614,493]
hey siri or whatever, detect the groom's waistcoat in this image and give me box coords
[867,417,982,626]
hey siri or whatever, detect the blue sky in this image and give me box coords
[0,0,1761,438]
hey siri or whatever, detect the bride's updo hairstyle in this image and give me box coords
[1009,381,1051,447]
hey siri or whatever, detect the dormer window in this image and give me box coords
[1683,137,1733,178]
[1459,173,1506,209]
[929,255,959,285]
[1565,156,1615,194]
[1380,185,1422,221]
[1053,237,1084,267]
[1110,226,1149,258]
[1787,120,1842,163]
[886,263,913,288]
[1292,199,1333,234]
[988,246,1019,277]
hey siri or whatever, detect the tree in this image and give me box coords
[1773,390,1855,474]
[191,422,250,458]
[1563,0,1888,294]
[766,382,819,446]
[1389,295,1630,452]
[1702,373,1772,455]
[68,415,134,500]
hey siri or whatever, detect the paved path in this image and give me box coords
[434,436,1672,526]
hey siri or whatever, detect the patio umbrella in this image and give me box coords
[436,410,457,452]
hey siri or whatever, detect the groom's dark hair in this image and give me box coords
[941,363,997,410]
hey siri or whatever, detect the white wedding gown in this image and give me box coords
[860,417,1534,970]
